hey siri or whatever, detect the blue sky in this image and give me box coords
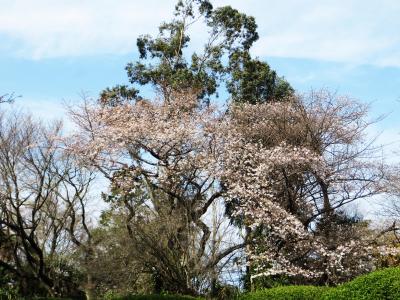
[0,0,399,141]
[0,0,400,119]
[1,0,399,217]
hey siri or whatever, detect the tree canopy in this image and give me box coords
[100,0,293,106]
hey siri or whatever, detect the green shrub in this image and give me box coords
[240,267,400,300]
[0,286,19,300]
[321,267,400,300]
[239,286,327,300]
[250,274,292,291]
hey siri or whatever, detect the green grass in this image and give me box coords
[240,267,400,300]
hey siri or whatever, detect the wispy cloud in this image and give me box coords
[1,0,399,67]
[0,0,174,58]
[223,0,400,67]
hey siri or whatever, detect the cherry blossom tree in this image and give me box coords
[221,91,390,285]
[68,91,245,294]
[69,89,391,293]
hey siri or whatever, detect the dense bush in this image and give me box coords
[321,267,400,299]
[0,286,19,300]
[240,267,400,300]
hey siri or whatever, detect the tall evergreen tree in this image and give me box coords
[100,0,293,106]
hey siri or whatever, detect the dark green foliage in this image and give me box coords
[249,274,292,290]
[99,85,139,107]
[208,283,240,300]
[101,0,292,106]
[0,285,19,299]
[227,51,293,104]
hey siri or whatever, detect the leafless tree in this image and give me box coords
[0,111,94,297]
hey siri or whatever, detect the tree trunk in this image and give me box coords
[85,273,95,300]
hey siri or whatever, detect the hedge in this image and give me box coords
[240,267,400,300]
[321,267,400,299]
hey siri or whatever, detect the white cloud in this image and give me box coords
[0,0,174,58]
[221,0,400,67]
[0,0,399,67]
